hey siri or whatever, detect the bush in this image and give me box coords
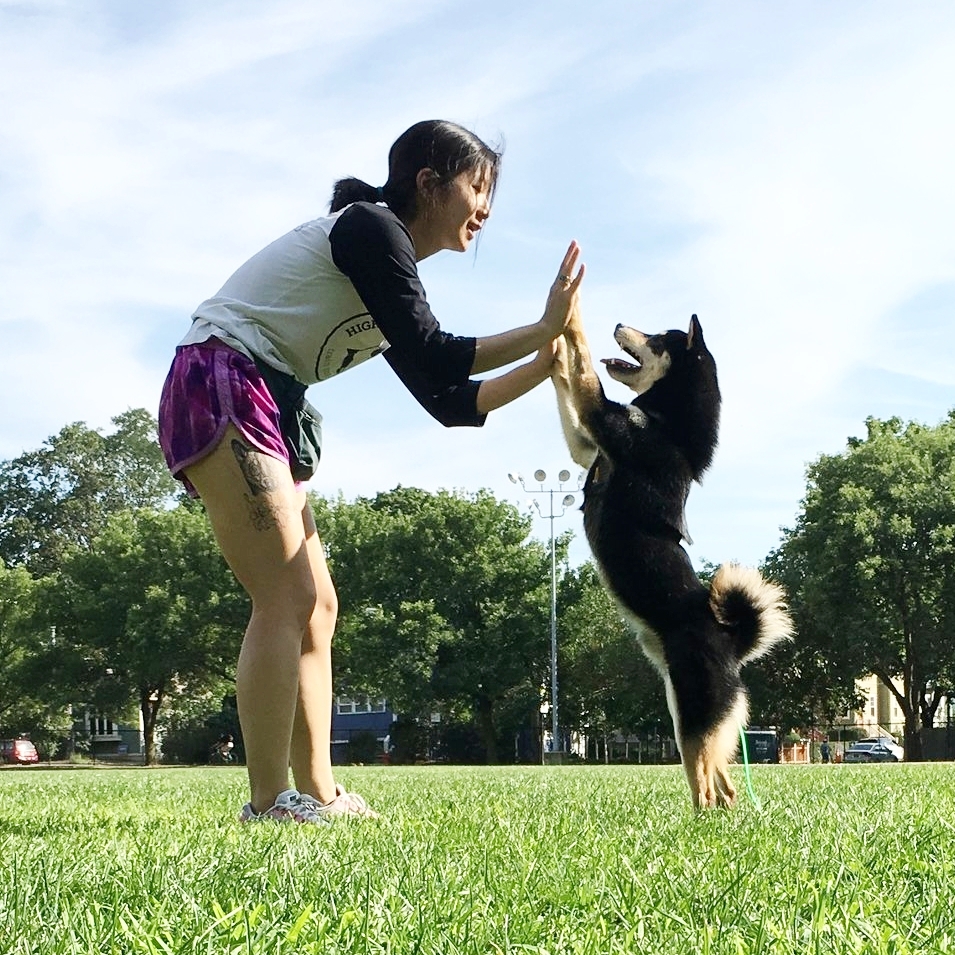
[388,719,429,764]
[346,730,381,764]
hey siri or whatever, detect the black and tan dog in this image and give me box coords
[552,310,792,808]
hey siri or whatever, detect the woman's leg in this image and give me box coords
[289,503,338,803]
[291,503,379,816]
[184,424,316,813]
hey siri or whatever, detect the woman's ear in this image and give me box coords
[415,167,440,199]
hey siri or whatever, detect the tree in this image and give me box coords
[558,561,669,758]
[0,559,37,728]
[47,505,247,763]
[313,487,552,763]
[746,545,864,733]
[776,414,955,759]
[0,560,74,754]
[0,409,180,576]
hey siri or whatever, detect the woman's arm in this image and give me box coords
[475,341,557,414]
[471,321,551,374]
[471,241,585,374]
[332,207,583,424]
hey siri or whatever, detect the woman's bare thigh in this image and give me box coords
[184,424,315,609]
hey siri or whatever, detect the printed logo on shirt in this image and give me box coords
[314,312,389,381]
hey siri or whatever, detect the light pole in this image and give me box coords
[509,468,580,758]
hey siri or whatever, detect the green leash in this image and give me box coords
[738,726,763,810]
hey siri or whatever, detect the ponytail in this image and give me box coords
[329,177,382,213]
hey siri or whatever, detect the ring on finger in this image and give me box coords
[557,273,570,282]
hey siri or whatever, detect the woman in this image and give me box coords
[158,120,584,823]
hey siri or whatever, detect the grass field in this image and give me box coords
[1,763,954,954]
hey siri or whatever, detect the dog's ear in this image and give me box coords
[687,314,704,350]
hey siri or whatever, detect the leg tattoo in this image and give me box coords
[231,439,279,495]
[231,439,281,531]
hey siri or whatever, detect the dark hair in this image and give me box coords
[329,120,502,220]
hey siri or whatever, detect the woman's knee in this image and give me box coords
[301,513,338,634]
[251,567,319,631]
[313,591,338,638]
[297,578,337,655]
[307,568,337,625]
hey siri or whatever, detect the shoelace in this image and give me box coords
[287,793,329,822]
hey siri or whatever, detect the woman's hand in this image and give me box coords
[540,241,585,339]
[530,337,559,378]
[475,338,561,414]
[469,242,584,376]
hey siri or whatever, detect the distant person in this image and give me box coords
[212,733,235,763]
[820,739,831,763]
[159,120,584,824]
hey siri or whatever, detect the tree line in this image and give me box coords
[2,408,954,763]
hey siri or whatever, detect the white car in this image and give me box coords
[844,737,903,763]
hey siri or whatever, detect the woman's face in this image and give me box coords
[420,168,492,255]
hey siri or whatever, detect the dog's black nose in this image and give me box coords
[615,323,624,332]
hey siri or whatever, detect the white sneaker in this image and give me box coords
[299,785,379,819]
[238,788,330,825]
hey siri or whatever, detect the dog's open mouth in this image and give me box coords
[600,356,641,372]
[604,327,650,379]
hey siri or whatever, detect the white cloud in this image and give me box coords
[2,0,954,567]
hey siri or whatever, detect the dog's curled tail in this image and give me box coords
[708,563,794,664]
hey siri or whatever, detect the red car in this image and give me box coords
[0,738,39,764]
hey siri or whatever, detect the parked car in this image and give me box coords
[0,738,39,764]
[857,736,904,760]
[843,739,902,763]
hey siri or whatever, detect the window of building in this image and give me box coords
[335,696,388,715]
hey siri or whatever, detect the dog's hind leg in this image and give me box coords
[680,735,737,809]
[678,695,747,809]
[714,763,738,807]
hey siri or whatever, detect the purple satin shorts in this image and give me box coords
[158,338,292,497]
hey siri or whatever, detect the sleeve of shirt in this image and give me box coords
[329,203,487,428]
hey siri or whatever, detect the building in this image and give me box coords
[73,709,143,760]
[331,695,394,764]
[839,673,906,739]
[830,674,955,760]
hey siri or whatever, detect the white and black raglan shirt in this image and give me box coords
[181,202,486,428]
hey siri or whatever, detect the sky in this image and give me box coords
[1,0,954,569]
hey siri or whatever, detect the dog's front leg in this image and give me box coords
[552,331,598,469]
[562,307,608,435]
